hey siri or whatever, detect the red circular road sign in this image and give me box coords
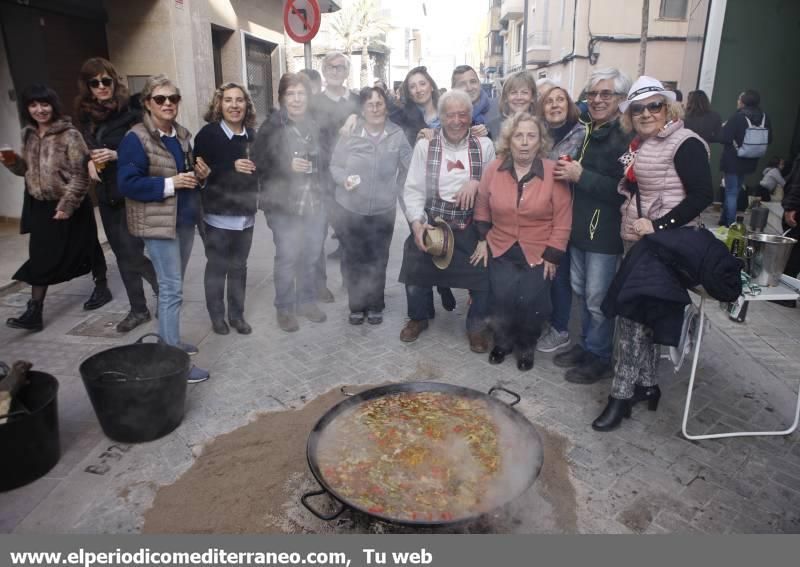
[283,0,321,44]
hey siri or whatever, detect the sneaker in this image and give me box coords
[349,311,365,325]
[178,342,199,356]
[116,310,151,333]
[553,344,587,368]
[277,311,299,332]
[187,365,210,384]
[298,303,327,323]
[83,285,112,310]
[366,310,383,325]
[537,327,570,353]
[564,353,614,384]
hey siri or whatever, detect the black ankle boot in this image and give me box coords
[592,396,632,431]
[632,384,661,411]
[83,284,112,310]
[7,299,43,331]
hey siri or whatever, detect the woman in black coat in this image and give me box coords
[75,57,158,331]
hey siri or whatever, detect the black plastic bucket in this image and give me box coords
[0,371,61,492]
[79,334,190,443]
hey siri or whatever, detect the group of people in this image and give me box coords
[0,51,766,431]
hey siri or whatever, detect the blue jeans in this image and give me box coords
[570,247,619,360]
[722,172,742,227]
[265,210,326,311]
[549,245,572,334]
[143,225,196,347]
[405,285,489,333]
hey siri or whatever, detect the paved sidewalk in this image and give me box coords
[0,210,799,534]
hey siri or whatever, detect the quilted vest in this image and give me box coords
[620,120,708,241]
[125,113,192,239]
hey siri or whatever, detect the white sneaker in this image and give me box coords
[537,327,570,353]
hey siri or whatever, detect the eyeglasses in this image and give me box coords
[586,90,618,101]
[630,101,666,116]
[150,94,181,105]
[88,78,113,89]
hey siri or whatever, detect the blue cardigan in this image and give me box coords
[117,131,199,227]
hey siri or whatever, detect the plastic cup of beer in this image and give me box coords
[91,150,107,173]
[1,145,17,166]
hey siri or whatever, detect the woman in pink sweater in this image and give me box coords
[473,112,572,370]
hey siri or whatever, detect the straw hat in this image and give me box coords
[423,217,455,270]
[619,76,676,113]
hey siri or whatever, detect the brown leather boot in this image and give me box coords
[400,319,428,342]
[467,330,490,353]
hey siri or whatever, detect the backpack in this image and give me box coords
[735,113,768,158]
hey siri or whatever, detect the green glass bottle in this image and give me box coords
[726,215,746,257]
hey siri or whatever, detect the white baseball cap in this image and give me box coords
[619,76,677,113]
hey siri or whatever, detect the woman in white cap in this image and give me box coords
[592,76,713,431]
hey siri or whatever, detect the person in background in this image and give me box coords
[756,157,785,202]
[593,76,712,431]
[673,89,683,106]
[780,153,800,285]
[487,70,538,140]
[719,89,772,226]
[194,82,258,335]
[254,73,326,333]
[451,65,493,138]
[1,85,94,331]
[330,87,412,325]
[552,67,632,384]
[474,113,572,370]
[298,69,322,96]
[684,90,721,145]
[535,85,586,354]
[117,74,211,383]
[398,90,496,352]
[310,52,360,301]
[75,57,158,332]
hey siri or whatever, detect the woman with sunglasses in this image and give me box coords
[74,57,159,332]
[118,74,211,383]
[591,76,713,432]
[0,85,94,331]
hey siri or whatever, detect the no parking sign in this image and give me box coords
[283,0,321,44]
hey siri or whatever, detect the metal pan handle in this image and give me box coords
[135,333,164,345]
[300,488,346,521]
[488,386,521,407]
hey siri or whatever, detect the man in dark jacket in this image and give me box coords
[720,89,772,226]
[781,153,800,280]
[552,68,633,384]
[309,52,360,301]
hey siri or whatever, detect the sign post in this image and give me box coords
[283,0,322,69]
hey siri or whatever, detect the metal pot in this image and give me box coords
[301,382,543,527]
[744,233,798,286]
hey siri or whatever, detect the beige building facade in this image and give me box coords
[499,0,690,98]
[0,0,303,219]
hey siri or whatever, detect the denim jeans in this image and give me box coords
[570,247,619,360]
[143,226,195,347]
[265,209,326,312]
[406,285,489,333]
[549,245,572,334]
[722,172,742,227]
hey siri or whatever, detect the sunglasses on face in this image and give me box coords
[630,101,665,116]
[88,77,113,89]
[150,94,181,105]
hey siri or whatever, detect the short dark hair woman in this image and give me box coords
[117,74,211,383]
[75,57,159,332]
[330,86,412,325]
[254,73,326,333]
[1,85,95,331]
[194,82,258,335]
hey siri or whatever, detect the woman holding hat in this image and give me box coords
[592,76,713,431]
[330,86,412,325]
[473,112,572,370]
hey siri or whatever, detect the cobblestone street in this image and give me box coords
[1,212,799,534]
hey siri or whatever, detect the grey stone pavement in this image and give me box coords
[1,208,799,534]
